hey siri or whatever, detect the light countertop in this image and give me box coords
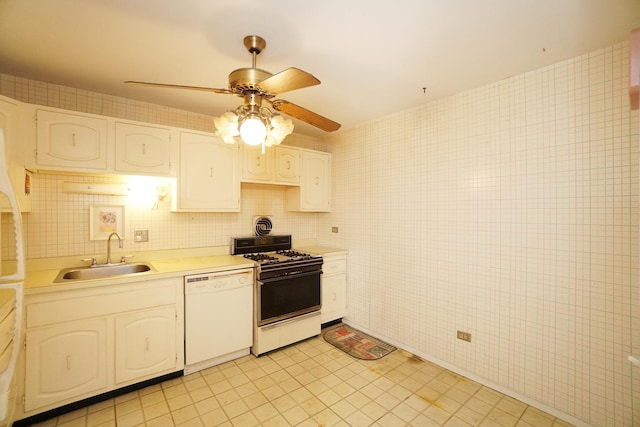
[296,246,348,256]
[25,254,255,295]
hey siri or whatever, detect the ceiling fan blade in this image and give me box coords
[271,99,341,132]
[125,81,232,94]
[257,68,320,95]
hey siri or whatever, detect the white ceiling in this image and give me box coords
[1,0,639,137]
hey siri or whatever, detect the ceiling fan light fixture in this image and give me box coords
[265,115,294,147]
[213,111,239,144]
[239,114,267,146]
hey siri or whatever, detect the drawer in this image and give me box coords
[27,282,178,328]
[323,257,346,276]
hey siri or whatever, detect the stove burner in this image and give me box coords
[243,253,279,263]
[276,250,314,259]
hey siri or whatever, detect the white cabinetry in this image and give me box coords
[35,109,108,172]
[274,145,301,184]
[114,306,177,384]
[22,278,183,415]
[0,95,31,212]
[321,253,347,324]
[173,131,240,212]
[114,122,172,175]
[25,319,108,411]
[241,145,273,183]
[240,144,301,185]
[286,150,331,212]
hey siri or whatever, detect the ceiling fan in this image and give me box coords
[125,35,340,146]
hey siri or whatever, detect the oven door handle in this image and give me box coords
[258,270,322,284]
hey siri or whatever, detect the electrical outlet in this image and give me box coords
[134,229,149,242]
[331,227,339,233]
[457,330,471,342]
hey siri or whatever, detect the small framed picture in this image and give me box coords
[89,204,124,240]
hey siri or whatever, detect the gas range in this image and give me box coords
[232,235,323,279]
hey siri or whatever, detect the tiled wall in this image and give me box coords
[0,73,327,260]
[321,41,639,426]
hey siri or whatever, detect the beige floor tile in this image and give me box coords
[251,402,279,422]
[519,405,555,426]
[170,404,199,425]
[146,414,176,427]
[143,400,171,420]
[344,410,376,427]
[28,334,567,427]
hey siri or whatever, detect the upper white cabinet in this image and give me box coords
[25,105,176,177]
[0,95,31,212]
[174,130,240,212]
[36,109,109,171]
[241,145,273,183]
[114,122,172,175]
[274,145,301,185]
[240,144,301,185]
[286,150,331,212]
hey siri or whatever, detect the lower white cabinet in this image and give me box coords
[25,319,108,411]
[21,278,183,415]
[321,253,347,323]
[114,306,177,384]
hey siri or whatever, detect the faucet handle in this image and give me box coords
[82,257,97,266]
[120,255,134,263]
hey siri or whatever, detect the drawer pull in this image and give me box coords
[66,355,71,370]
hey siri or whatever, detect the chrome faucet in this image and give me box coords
[106,232,123,265]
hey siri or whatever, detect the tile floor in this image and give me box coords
[32,330,574,427]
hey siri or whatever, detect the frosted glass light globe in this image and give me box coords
[239,117,266,146]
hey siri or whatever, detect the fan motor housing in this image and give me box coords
[229,68,273,94]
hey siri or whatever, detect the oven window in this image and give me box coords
[259,272,321,325]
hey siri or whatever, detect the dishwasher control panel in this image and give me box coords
[184,269,254,294]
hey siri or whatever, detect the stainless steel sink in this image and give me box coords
[54,263,156,283]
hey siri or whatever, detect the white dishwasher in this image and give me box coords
[184,268,254,374]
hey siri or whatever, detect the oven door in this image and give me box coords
[257,270,321,326]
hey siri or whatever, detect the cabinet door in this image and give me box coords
[178,131,240,211]
[25,318,108,411]
[115,306,177,384]
[36,109,108,170]
[274,146,300,184]
[241,145,273,182]
[115,122,171,175]
[321,274,346,324]
[286,150,331,211]
[0,96,31,212]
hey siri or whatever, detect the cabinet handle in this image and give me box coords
[145,337,150,352]
[315,177,320,185]
[66,355,71,370]
[71,133,76,147]
[332,292,336,301]
[210,168,214,177]
[286,160,291,170]
[142,143,146,155]
[256,157,261,167]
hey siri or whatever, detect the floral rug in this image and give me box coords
[323,323,396,360]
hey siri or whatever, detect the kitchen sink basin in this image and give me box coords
[54,262,156,283]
